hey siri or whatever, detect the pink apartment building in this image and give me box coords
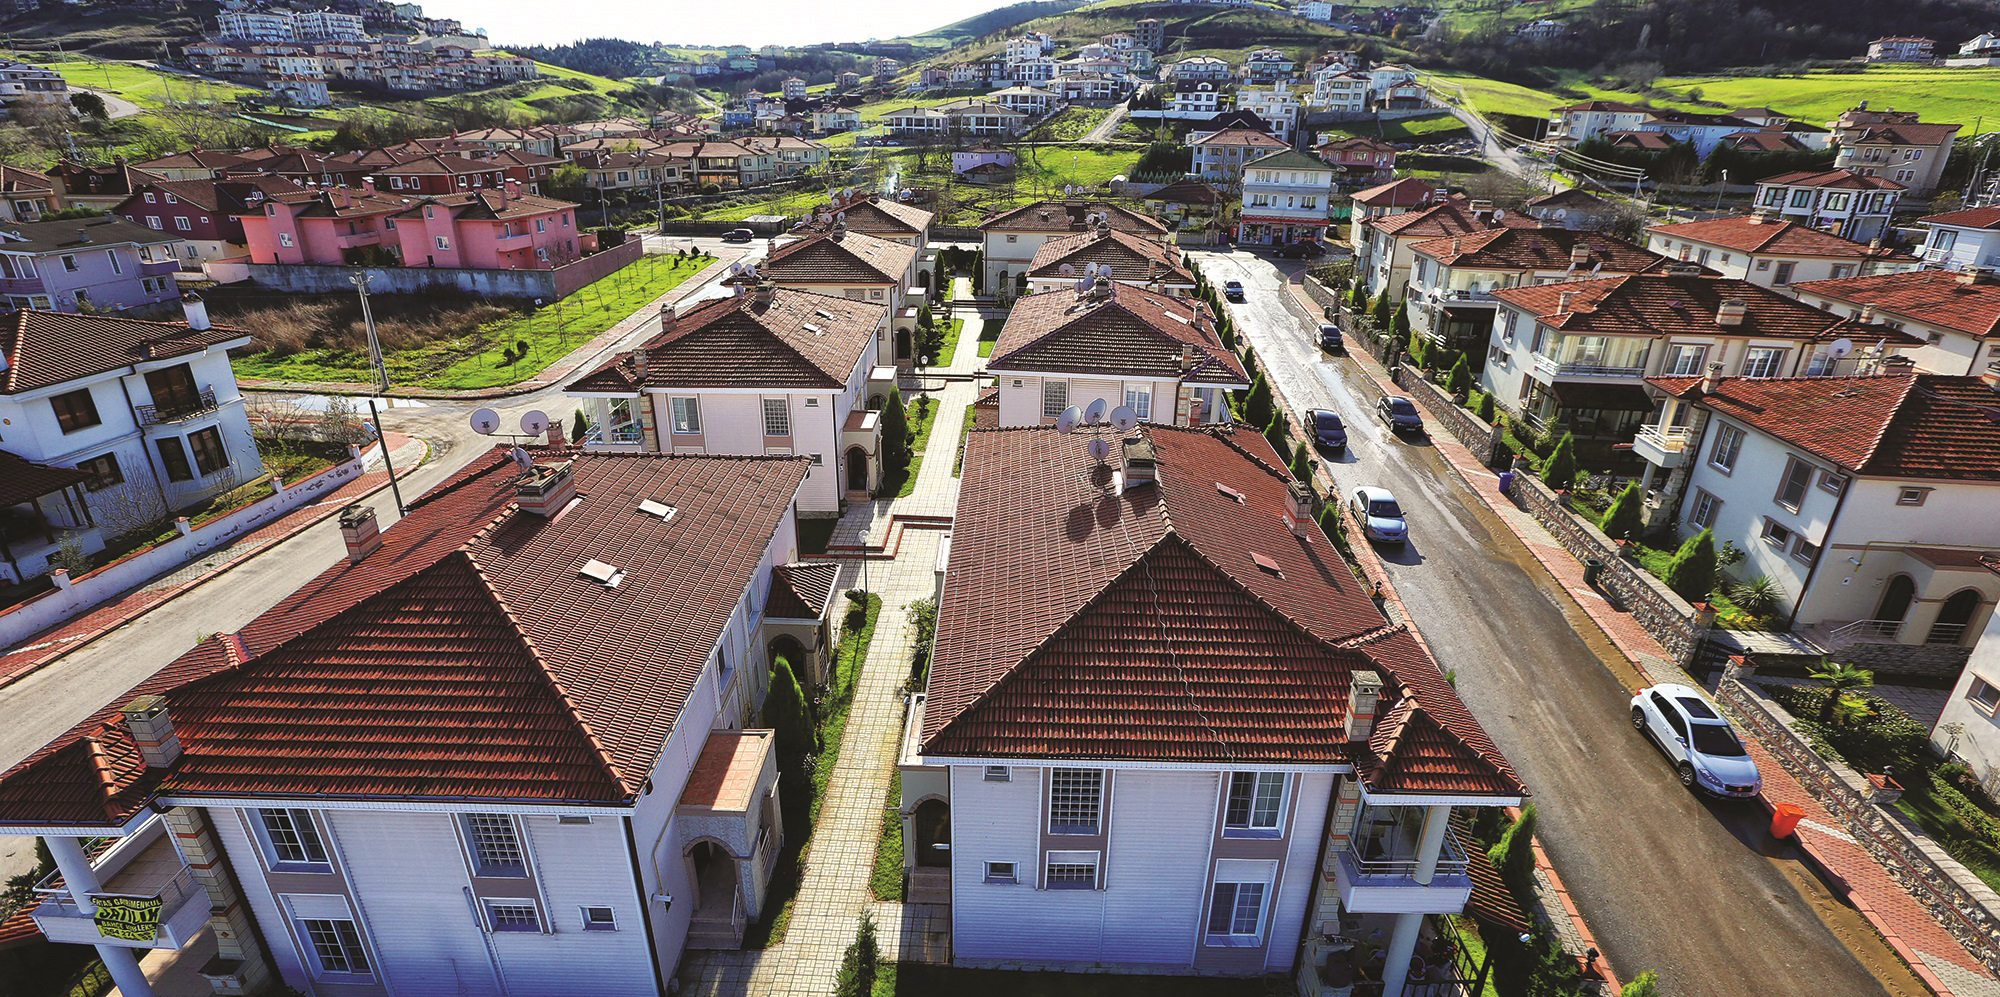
[237,181,582,268]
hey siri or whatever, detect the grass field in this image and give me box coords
[34,58,261,110]
[1321,110,1472,144]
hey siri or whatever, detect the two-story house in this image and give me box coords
[0,444,831,997]
[1752,169,1904,242]
[1361,198,1536,300]
[1189,127,1291,188]
[1406,228,1672,349]
[0,165,57,223]
[130,151,259,183]
[572,152,689,198]
[1546,100,1649,144]
[1645,215,1919,289]
[1165,80,1225,119]
[1140,178,1234,244]
[1829,103,1961,193]
[1023,224,1197,295]
[372,153,511,195]
[654,140,776,188]
[979,200,1170,293]
[1867,36,1936,61]
[1240,46,1298,82]
[1235,150,1336,247]
[1313,136,1396,186]
[904,421,1522,995]
[116,177,312,265]
[1640,370,2000,660]
[566,283,889,510]
[1483,272,1918,439]
[801,194,935,247]
[235,186,407,266]
[753,227,922,362]
[1165,55,1233,81]
[1310,68,1370,114]
[0,215,185,314]
[988,85,1056,117]
[0,299,261,580]
[985,277,1244,427]
[1347,177,1438,261]
[1236,84,1300,143]
[390,187,583,270]
[1913,206,2000,272]
[1787,268,2000,376]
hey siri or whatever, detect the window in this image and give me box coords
[300,918,370,976]
[1818,470,1849,496]
[1123,384,1152,421]
[1971,678,2000,714]
[1041,380,1069,420]
[1775,457,1812,511]
[1501,311,1518,344]
[462,814,527,877]
[983,765,1010,782]
[1761,518,1794,548]
[50,388,101,434]
[74,453,122,492]
[1223,772,1285,835]
[145,215,162,230]
[984,861,1017,884]
[670,397,702,435]
[278,233,294,247]
[174,216,191,231]
[582,906,617,930]
[143,192,156,204]
[535,218,546,233]
[1709,424,1743,472]
[1825,192,1852,211]
[1688,488,1721,529]
[762,398,791,436]
[1792,535,1821,564]
[1047,768,1102,834]
[870,289,883,299]
[483,901,539,932]
[1663,343,1707,376]
[1206,881,1267,941]
[1830,264,1853,279]
[189,426,230,476]
[1772,261,1796,286]
[1755,259,1771,271]
[1897,486,1931,506]
[435,236,451,250]
[257,809,329,868]
[1742,347,1785,378]
[1790,189,1812,208]
[1044,851,1099,889]
[60,254,78,273]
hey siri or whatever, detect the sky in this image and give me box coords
[428,0,1011,49]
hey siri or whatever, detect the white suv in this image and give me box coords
[1631,684,1762,797]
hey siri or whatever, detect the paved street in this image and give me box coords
[1195,248,1924,997]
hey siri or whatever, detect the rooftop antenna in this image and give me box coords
[1110,404,1139,434]
[1084,398,1109,425]
[519,410,550,437]
[1055,405,1084,434]
[508,446,534,472]
[469,407,501,436]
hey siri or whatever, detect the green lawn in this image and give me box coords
[34,57,260,109]
[1024,105,1111,142]
[976,317,1002,358]
[871,769,905,901]
[930,317,966,367]
[1415,69,1568,121]
[230,253,706,390]
[695,186,834,223]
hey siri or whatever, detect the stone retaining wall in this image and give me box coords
[1393,367,1501,466]
[1835,640,1975,681]
[1511,471,1712,666]
[1718,664,2000,975]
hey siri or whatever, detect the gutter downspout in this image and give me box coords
[1789,472,1854,624]
[624,815,671,996]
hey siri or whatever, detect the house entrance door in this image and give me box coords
[914,799,950,868]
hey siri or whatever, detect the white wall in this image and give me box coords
[991,372,1186,428]
[1676,416,1830,602]
[949,764,1047,963]
[1806,476,2000,624]
[1935,614,2000,783]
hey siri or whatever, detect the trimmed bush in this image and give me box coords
[1289,439,1313,482]
[833,912,879,997]
[1488,802,1539,899]
[1542,431,1577,490]
[1263,411,1290,460]
[1446,355,1472,396]
[1601,482,1643,540]
[881,387,910,467]
[1664,528,1718,602]
[1474,392,1496,423]
[1244,373,1275,430]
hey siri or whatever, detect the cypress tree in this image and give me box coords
[1542,431,1577,490]
[1244,373,1275,429]
[766,656,811,760]
[1474,392,1497,423]
[1665,528,1719,602]
[1263,410,1290,459]
[1289,439,1313,481]
[1447,355,1472,396]
[1602,482,1644,540]
[881,387,910,468]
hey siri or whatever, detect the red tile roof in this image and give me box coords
[0,310,245,395]
[922,424,1523,796]
[980,200,1168,237]
[1489,273,1899,342]
[804,195,933,238]
[1526,188,1605,208]
[0,448,810,825]
[767,562,840,621]
[1409,228,1668,274]
[1843,122,1962,147]
[1373,198,1538,238]
[1759,169,1904,191]
[988,281,1247,386]
[0,450,91,507]
[1919,207,2000,230]
[394,188,577,222]
[0,164,54,195]
[1789,270,2000,340]
[1191,126,1290,149]
[1351,176,1435,208]
[1143,178,1224,205]
[759,229,915,285]
[1648,216,1908,259]
[566,287,884,392]
[1648,373,2000,479]
[1027,228,1195,286]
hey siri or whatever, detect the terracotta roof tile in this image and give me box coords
[1373,199,1537,238]
[1352,177,1438,208]
[768,562,840,620]
[1490,273,1893,341]
[980,200,1167,236]
[1649,216,1908,259]
[1409,228,1668,273]
[567,287,884,392]
[1144,178,1224,205]
[805,196,933,237]
[0,450,91,506]
[1919,207,2000,230]
[1027,228,1194,286]
[760,229,915,285]
[1759,169,1904,191]
[1192,126,1290,149]
[1789,270,2000,340]
[988,282,1246,386]
[0,310,245,395]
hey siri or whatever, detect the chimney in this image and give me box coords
[338,503,381,563]
[1700,360,1724,394]
[1089,273,1113,302]
[750,279,777,310]
[514,459,577,517]
[1715,298,1748,326]
[1345,670,1384,740]
[181,291,211,331]
[1557,290,1574,313]
[1982,360,2000,392]
[1178,342,1196,374]
[121,695,182,770]
[658,304,678,337]
[1878,353,1916,374]
[1570,243,1591,267]
[1284,479,1316,536]
[1960,266,1990,286]
[76,227,89,243]
[1120,433,1156,487]
[1859,303,1877,323]
[633,347,650,382]
[1148,257,1161,280]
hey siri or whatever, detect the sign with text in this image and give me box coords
[94,895,163,942]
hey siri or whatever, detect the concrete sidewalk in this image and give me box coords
[0,433,429,689]
[1282,277,1997,996]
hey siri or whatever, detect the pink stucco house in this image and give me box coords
[236,181,583,269]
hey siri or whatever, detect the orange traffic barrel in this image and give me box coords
[1771,803,1805,838]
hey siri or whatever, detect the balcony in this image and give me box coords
[136,386,218,427]
[32,830,212,950]
[1431,287,1498,303]
[493,232,535,251]
[1632,424,1693,468]
[581,422,643,448]
[1330,826,1473,914]
[0,276,45,294]
[139,258,180,277]
[332,230,381,249]
[1531,352,1649,382]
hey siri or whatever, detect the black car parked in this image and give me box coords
[1308,408,1348,452]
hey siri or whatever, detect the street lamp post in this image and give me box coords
[1715,169,1729,212]
[351,271,388,394]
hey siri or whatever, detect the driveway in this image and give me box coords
[71,84,142,119]
[1079,101,1128,143]
[1196,248,1925,997]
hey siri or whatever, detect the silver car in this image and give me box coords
[1631,684,1762,797]
[1349,486,1407,545]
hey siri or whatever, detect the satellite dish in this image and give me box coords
[835,210,846,222]
[729,261,744,274]
[1059,262,1075,276]
[1055,405,1083,434]
[1110,404,1138,433]
[1087,436,1111,463]
[1085,398,1109,424]
[508,446,533,471]
[1829,338,1854,358]
[519,409,550,436]
[469,407,501,435]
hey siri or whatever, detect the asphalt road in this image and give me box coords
[1196,249,1924,997]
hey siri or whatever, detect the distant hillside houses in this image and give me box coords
[1947,31,2000,66]
[187,5,537,100]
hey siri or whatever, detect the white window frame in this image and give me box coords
[1742,347,1786,378]
[670,397,702,435]
[1663,343,1707,377]
[1043,850,1100,890]
[984,861,1018,884]
[1709,424,1744,473]
[1775,456,1813,512]
[435,236,451,251]
[1897,486,1931,506]
[1688,488,1721,529]
[296,914,372,979]
[581,905,617,931]
[1123,384,1152,421]
[278,233,294,247]
[1047,768,1102,834]
[1970,677,2000,714]
[762,397,791,436]
[1222,772,1286,837]
[254,808,331,872]
[482,899,541,933]
[461,813,528,877]
[983,765,1010,782]
[1760,518,1794,549]
[1204,863,1274,946]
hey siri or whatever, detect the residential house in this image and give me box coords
[781,76,808,99]
[0,443,830,997]
[572,152,688,199]
[1165,81,1224,119]
[1522,188,1615,231]
[1640,371,2000,668]
[456,126,565,158]
[0,165,57,223]
[1346,176,1438,260]
[1366,65,1417,99]
[0,59,66,104]
[373,153,510,195]
[1481,272,1918,440]
[1004,57,1058,84]
[1948,31,2000,66]
[754,136,830,179]
[115,176,311,264]
[1134,17,1165,49]
[655,140,776,188]
[989,85,1056,117]
[1829,104,1961,194]
[131,151,258,183]
[1406,229,1672,348]
[1867,36,1936,62]
[234,186,406,266]
[484,149,568,195]
[1190,127,1291,187]
[1049,73,1131,105]
[1240,47,1298,82]
[799,194,935,247]
[389,188,583,270]
[986,278,1243,426]
[875,57,901,78]
[1164,55,1233,81]
[1379,77,1429,110]
[1645,215,1918,288]
[836,70,862,88]
[1546,100,1650,145]
[1310,67,1370,114]
[812,107,861,132]
[1932,559,2000,785]
[753,229,923,362]
[1515,19,1567,42]
[1235,149,1336,246]
[229,147,372,188]
[1313,136,1396,186]
[0,215,183,313]
[1140,178,1233,243]
[906,420,1522,992]
[566,284,890,509]
[1787,268,2000,376]
[44,162,156,213]
[0,301,260,582]
[953,141,1018,183]
[884,101,1029,138]
[1753,169,1904,242]
[1236,83,1300,143]
[1360,198,1534,300]
[1914,206,2000,271]
[979,200,1170,292]
[1022,225,1197,296]
[1298,0,1335,20]
[266,75,331,108]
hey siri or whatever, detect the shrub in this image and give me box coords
[1601,482,1643,540]
[1620,972,1661,997]
[1488,802,1538,900]
[1446,355,1471,396]
[1289,439,1313,482]
[833,912,880,997]
[1244,373,1275,430]
[1317,501,1347,554]
[1730,575,1785,618]
[881,387,910,467]
[1263,411,1290,460]
[766,656,812,758]
[571,408,588,442]
[1541,431,1577,490]
[1664,528,1718,602]
[1474,392,1496,423]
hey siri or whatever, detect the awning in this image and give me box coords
[1550,381,1654,412]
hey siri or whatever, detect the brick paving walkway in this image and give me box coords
[1280,278,1999,995]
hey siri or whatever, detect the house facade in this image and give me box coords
[1234,149,1336,246]
[1022,225,1196,295]
[0,301,261,581]
[1406,228,1671,349]
[1236,84,1300,142]
[1829,105,1961,194]
[1190,127,1291,187]
[1645,215,1918,289]
[1753,169,1904,242]
[1360,198,1531,300]
[1786,268,2000,376]
[116,177,309,264]
[239,183,582,270]
[0,215,184,314]
[1913,206,2000,271]
[0,164,57,223]
[979,200,1170,293]
[1933,567,2000,788]
[750,228,922,362]
[1866,37,1936,62]
[1546,100,1649,144]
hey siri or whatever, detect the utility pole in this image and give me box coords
[351,271,389,394]
[366,398,406,516]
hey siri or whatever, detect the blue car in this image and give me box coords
[1349,486,1408,545]
[1308,409,1347,452]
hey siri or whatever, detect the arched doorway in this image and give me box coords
[916,269,931,289]
[1930,589,1984,644]
[895,328,912,361]
[1875,574,1917,637]
[688,840,738,917]
[913,798,950,868]
[769,635,806,681]
[846,446,869,493]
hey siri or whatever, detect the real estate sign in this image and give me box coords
[94,895,163,942]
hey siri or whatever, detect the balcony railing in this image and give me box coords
[1431,287,1498,303]
[1532,353,1649,380]
[139,258,179,276]
[136,386,217,426]
[1341,826,1472,883]
[582,422,642,446]
[1635,424,1692,452]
